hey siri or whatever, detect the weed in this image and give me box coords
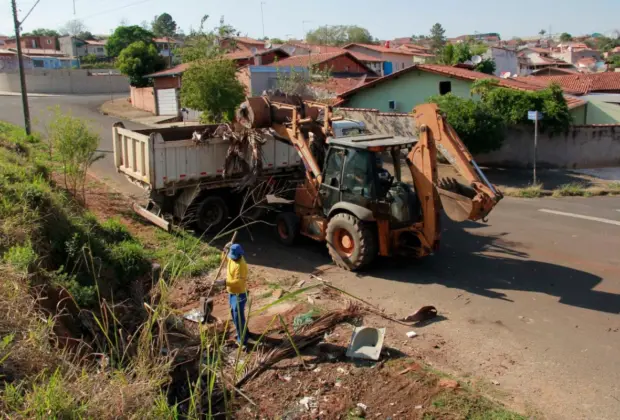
[3,242,37,273]
[427,391,526,420]
[608,182,620,194]
[109,240,151,281]
[503,183,544,198]
[552,182,588,197]
[99,217,132,243]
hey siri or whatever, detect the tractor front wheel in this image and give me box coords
[326,213,376,271]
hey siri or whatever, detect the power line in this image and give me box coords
[77,0,153,22]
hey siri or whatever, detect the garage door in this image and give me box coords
[156,88,179,116]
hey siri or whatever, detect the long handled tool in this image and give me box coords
[200,231,238,323]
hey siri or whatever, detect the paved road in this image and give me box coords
[2,95,619,419]
[0,94,146,197]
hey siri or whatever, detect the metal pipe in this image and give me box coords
[471,159,497,196]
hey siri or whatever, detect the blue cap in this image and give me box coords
[228,243,244,260]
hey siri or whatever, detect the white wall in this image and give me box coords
[0,69,129,94]
[484,48,518,76]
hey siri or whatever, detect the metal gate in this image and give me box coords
[156,88,179,116]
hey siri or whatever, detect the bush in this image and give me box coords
[428,93,505,154]
[109,240,151,281]
[117,41,165,87]
[99,217,132,243]
[3,242,37,273]
[47,108,104,202]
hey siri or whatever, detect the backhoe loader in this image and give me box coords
[236,96,503,270]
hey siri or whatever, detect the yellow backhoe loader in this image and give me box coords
[236,96,503,270]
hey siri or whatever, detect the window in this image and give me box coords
[439,81,452,95]
[402,62,406,70]
[323,149,344,189]
[342,149,373,198]
[33,60,44,68]
[46,39,52,45]
[97,47,104,53]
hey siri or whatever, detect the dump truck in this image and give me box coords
[112,120,365,232]
[235,96,503,270]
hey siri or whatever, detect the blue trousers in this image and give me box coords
[229,292,248,344]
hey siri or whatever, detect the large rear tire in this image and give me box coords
[275,212,299,246]
[326,213,376,271]
[196,195,229,233]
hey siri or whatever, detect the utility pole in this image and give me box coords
[260,2,266,39]
[11,0,31,135]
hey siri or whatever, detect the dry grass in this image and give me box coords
[503,183,546,198]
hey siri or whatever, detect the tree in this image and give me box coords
[305,25,374,46]
[430,23,446,52]
[77,31,95,40]
[438,41,495,74]
[269,37,285,44]
[559,32,573,42]
[117,41,165,87]
[539,29,546,37]
[60,19,87,36]
[82,53,98,64]
[511,37,525,46]
[180,16,236,63]
[106,25,155,57]
[181,59,245,123]
[428,94,505,154]
[152,13,178,38]
[140,20,151,31]
[26,28,60,37]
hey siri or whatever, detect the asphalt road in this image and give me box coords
[0,93,146,197]
[2,94,620,419]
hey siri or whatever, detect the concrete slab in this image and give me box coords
[346,326,386,361]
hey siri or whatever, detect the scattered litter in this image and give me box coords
[299,396,317,411]
[398,363,422,375]
[491,379,500,386]
[346,326,386,361]
[399,306,438,323]
[313,367,321,373]
[294,310,319,331]
[334,381,342,387]
[337,367,348,374]
[308,296,315,304]
[357,403,368,410]
[296,279,306,288]
[272,289,284,299]
[406,331,418,338]
[278,374,292,382]
[415,405,423,409]
[350,404,366,417]
[183,308,204,323]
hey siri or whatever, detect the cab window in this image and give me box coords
[342,149,374,198]
[323,148,344,188]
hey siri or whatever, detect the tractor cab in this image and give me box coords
[320,134,420,227]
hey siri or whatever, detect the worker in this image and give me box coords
[225,243,250,347]
[376,156,393,195]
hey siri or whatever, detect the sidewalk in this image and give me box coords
[0,91,62,97]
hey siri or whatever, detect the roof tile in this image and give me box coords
[343,43,416,56]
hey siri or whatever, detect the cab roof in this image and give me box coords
[328,134,417,151]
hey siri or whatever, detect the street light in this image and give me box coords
[261,2,266,39]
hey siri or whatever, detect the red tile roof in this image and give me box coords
[343,43,416,56]
[267,51,376,75]
[85,40,106,46]
[146,62,189,78]
[235,37,265,46]
[348,50,384,62]
[521,72,620,95]
[153,37,181,44]
[312,75,370,95]
[336,63,585,109]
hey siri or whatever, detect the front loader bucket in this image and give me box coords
[437,187,474,222]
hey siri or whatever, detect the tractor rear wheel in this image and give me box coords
[326,213,376,270]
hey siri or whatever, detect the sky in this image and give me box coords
[2,0,619,41]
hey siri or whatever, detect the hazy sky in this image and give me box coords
[2,0,619,40]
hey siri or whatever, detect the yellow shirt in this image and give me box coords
[226,256,248,294]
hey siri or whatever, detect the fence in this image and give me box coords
[0,68,129,94]
[130,86,156,114]
[337,107,620,169]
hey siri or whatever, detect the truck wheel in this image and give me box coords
[276,212,299,246]
[326,213,376,271]
[196,196,229,233]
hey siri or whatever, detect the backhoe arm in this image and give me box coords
[409,103,503,223]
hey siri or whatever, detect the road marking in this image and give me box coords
[539,209,620,226]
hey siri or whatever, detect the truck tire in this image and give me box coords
[326,213,376,271]
[196,195,229,233]
[276,212,299,246]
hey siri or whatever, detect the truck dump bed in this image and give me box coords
[113,124,301,191]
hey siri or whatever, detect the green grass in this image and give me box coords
[154,229,220,279]
[504,183,545,198]
[426,391,527,420]
[552,182,590,197]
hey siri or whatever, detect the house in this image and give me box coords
[153,37,182,58]
[219,36,266,52]
[0,36,7,46]
[450,33,501,45]
[84,40,107,58]
[334,64,585,122]
[223,48,289,68]
[4,35,57,50]
[60,36,106,58]
[343,43,416,75]
[517,47,576,75]
[604,46,620,59]
[482,47,518,77]
[267,51,378,77]
[30,56,77,69]
[14,48,66,57]
[520,72,620,124]
[551,47,601,67]
[0,49,33,71]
